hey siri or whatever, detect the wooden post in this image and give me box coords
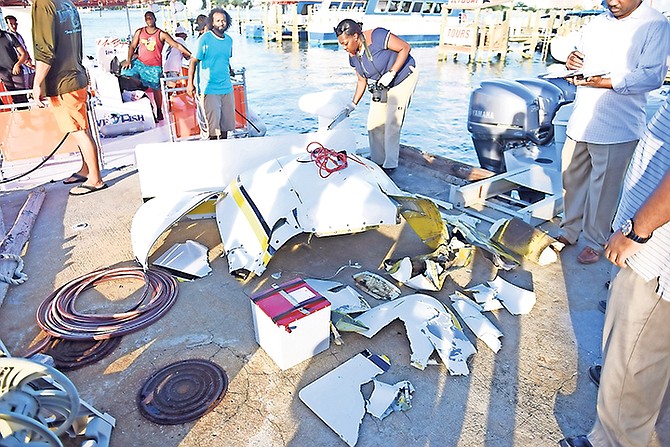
[0,187,46,308]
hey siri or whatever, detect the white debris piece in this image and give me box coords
[366,379,415,420]
[355,294,476,374]
[153,240,212,279]
[420,311,477,375]
[299,350,390,447]
[489,276,537,315]
[450,292,503,353]
[131,191,221,268]
[305,278,370,313]
[466,283,504,311]
[388,256,444,291]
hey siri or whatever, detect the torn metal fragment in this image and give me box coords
[489,217,559,265]
[489,276,536,315]
[352,271,401,301]
[304,279,370,313]
[131,191,221,268]
[305,278,370,333]
[420,311,476,375]
[366,379,415,420]
[153,240,212,279]
[392,195,450,249]
[299,350,390,447]
[442,213,519,271]
[332,310,369,332]
[450,292,503,353]
[465,283,504,311]
[215,153,401,279]
[355,294,476,374]
[384,243,473,291]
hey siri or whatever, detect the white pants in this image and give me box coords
[367,67,418,169]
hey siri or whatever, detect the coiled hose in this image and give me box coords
[35,266,178,341]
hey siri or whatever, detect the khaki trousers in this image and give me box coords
[589,267,670,447]
[367,67,418,169]
[560,138,637,249]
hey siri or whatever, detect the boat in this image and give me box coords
[306,0,456,45]
[245,0,322,41]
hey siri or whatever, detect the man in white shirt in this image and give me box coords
[163,23,189,82]
[556,0,670,265]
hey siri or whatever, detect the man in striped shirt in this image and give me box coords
[560,96,670,447]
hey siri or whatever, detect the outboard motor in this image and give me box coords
[468,79,542,173]
[516,78,565,145]
[468,78,568,174]
[541,76,577,103]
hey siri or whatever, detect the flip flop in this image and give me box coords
[69,183,108,196]
[63,173,87,184]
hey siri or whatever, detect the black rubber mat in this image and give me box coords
[138,359,228,425]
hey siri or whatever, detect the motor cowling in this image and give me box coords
[467,79,541,173]
[516,78,566,146]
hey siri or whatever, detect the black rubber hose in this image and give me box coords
[0,132,70,184]
[35,266,178,340]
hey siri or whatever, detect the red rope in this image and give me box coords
[306,141,349,178]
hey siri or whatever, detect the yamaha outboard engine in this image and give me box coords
[467,78,566,173]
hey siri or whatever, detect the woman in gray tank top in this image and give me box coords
[334,19,419,173]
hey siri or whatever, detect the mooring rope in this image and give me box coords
[0,253,28,285]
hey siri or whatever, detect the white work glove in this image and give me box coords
[378,71,396,88]
[343,101,356,116]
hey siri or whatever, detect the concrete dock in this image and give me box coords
[1,156,668,447]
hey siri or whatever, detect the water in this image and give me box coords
[80,8,551,166]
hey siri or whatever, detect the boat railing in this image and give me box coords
[160,68,251,143]
[0,87,96,185]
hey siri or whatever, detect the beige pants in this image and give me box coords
[560,138,637,249]
[589,267,670,447]
[367,67,419,169]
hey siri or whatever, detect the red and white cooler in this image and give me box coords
[250,278,331,370]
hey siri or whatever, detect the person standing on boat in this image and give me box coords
[195,14,209,36]
[556,0,670,265]
[186,8,235,140]
[31,0,107,195]
[121,10,191,122]
[334,19,418,174]
[559,96,670,447]
[0,28,28,103]
[163,24,189,86]
[4,15,35,90]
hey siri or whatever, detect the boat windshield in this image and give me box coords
[374,0,443,14]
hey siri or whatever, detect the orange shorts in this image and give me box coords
[49,87,89,133]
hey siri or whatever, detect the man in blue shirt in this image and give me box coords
[186,8,235,140]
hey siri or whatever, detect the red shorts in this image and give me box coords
[49,87,89,133]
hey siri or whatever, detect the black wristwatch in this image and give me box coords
[621,219,652,244]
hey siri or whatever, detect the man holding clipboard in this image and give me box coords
[555,0,669,267]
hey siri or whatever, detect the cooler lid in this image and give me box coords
[251,278,330,329]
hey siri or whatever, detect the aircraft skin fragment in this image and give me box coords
[450,292,503,353]
[355,294,476,373]
[215,153,400,279]
[366,379,415,420]
[489,276,537,315]
[131,191,221,268]
[299,350,390,447]
[153,240,212,279]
